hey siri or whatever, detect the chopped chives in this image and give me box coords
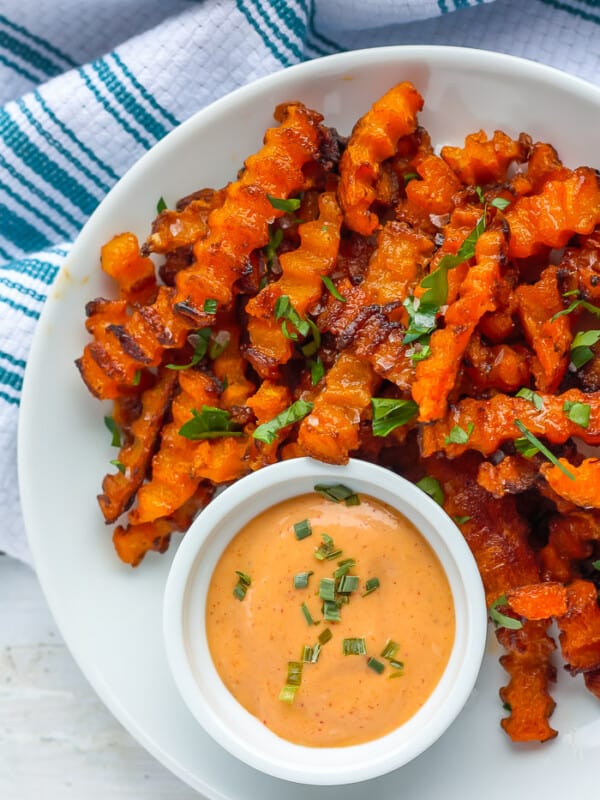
[389,660,404,671]
[318,627,333,645]
[514,420,576,480]
[300,602,319,626]
[314,483,360,506]
[323,600,341,622]
[294,519,312,540]
[301,644,315,662]
[203,298,218,314]
[337,575,359,593]
[362,577,380,596]
[314,533,341,561]
[342,637,367,655]
[110,459,126,474]
[233,570,251,601]
[293,570,313,589]
[367,657,385,674]
[278,684,298,703]
[104,415,121,448]
[334,558,356,579]
[380,639,400,660]
[319,578,336,602]
[286,661,303,686]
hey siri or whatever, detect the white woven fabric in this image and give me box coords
[1,0,599,563]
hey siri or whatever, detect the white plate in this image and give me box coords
[18,46,600,799]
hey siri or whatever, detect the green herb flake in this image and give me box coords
[278,684,298,703]
[110,459,126,474]
[410,344,431,363]
[490,196,511,211]
[301,602,319,626]
[208,330,231,360]
[371,397,419,437]
[488,594,523,630]
[314,483,360,506]
[402,296,438,346]
[267,194,301,213]
[444,422,474,445]
[104,415,121,448]
[516,388,544,410]
[453,515,472,525]
[342,637,367,655]
[362,577,380,597]
[156,196,167,213]
[132,369,141,386]
[178,405,244,440]
[570,330,600,369]
[233,570,251,601]
[294,570,314,589]
[592,560,600,571]
[514,420,575,480]
[318,627,333,645]
[253,399,313,444]
[274,294,310,340]
[308,356,325,385]
[367,657,385,674]
[514,436,539,458]
[563,400,591,429]
[403,171,420,184]
[321,274,347,303]
[167,328,211,370]
[203,298,218,314]
[293,519,312,541]
[415,476,444,506]
[300,317,321,357]
[264,226,283,268]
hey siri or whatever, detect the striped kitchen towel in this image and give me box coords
[1,0,599,562]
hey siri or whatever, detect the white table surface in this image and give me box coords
[0,555,203,800]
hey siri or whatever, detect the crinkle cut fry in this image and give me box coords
[539,510,600,583]
[412,228,506,422]
[144,189,226,254]
[297,351,380,464]
[505,166,600,258]
[464,335,530,393]
[515,265,571,393]
[113,483,214,567]
[505,582,568,620]
[440,129,528,186]
[541,457,600,509]
[425,455,557,742]
[338,81,424,236]
[174,102,325,322]
[420,388,600,458]
[558,579,600,675]
[245,380,293,471]
[98,367,178,524]
[476,455,538,498]
[245,190,343,378]
[79,102,324,399]
[100,232,157,306]
[210,318,256,410]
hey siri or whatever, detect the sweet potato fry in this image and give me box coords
[541,457,600,509]
[506,582,568,620]
[441,129,527,187]
[464,335,530,393]
[539,510,600,583]
[558,580,600,675]
[338,81,423,235]
[476,455,538,498]
[145,190,225,254]
[100,232,157,306]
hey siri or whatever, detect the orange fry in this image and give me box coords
[541,457,600,509]
[506,582,568,620]
[558,580,600,675]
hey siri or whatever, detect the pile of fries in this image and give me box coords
[77,81,600,742]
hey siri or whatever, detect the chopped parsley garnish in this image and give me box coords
[300,318,321,357]
[321,275,347,303]
[132,369,141,386]
[314,483,360,506]
[489,196,511,211]
[263,226,283,268]
[415,476,444,506]
[294,570,313,588]
[342,637,367,655]
[104,415,121,448]
[208,330,231,360]
[252,399,313,444]
[488,594,523,630]
[550,295,600,322]
[371,397,419,437]
[362,577,380,596]
[516,387,544,410]
[233,570,251,601]
[402,296,438,346]
[403,171,420,184]
[156,196,167,213]
[293,519,312,540]
[444,422,474,445]
[308,356,325,385]
[267,195,301,213]
[453,515,472,525]
[203,298,218,314]
[513,420,575,480]
[110,459,126,474]
[274,294,310,340]
[570,330,600,369]
[166,328,211,370]
[178,406,244,440]
[593,560,600,571]
[563,400,591,428]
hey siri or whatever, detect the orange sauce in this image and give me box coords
[205,492,455,747]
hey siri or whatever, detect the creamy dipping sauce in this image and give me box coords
[206,491,455,747]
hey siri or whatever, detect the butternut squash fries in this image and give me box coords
[77,81,600,745]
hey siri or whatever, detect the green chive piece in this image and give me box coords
[337,575,360,593]
[167,327,211,370]
[367,657,385,674]
[314,483,360,506]
[203,298,218,314]
[156,196,167,213]
[362,577,380,596]
[286,661,303,686]
[371,397,419,437]
[278,684,298,703]
[333,559,356,579]
[444,422,474,445]
[233,570,251,601]
[267,195,301,212]
[318,627,333,645]
[104,415,121,448]
[308,356,325,385]
[178,405,244,440]
[563,400,591,429]
[314,533,342,561]
[342,637,367,655]
[132,369,141,386]
[300,318,321,357]
[592,560,600,571]
[321,274,347,303]
[274,295,310,340]
[208,330,231,360]
[415,476,444,506]
[253,399,313,444]
[488,594,523,630]
[322,600,341,623]
[403,171,420,184]
[453,515,472,525]
[110,459,125,474]
[513,420,575,480]
[380,640,400,660]
[411,343,431,363]
[514,436,539,458]
[389,660,404,671]
[293,519,312,540]
[263,226,283,268]
[551,296,600,322]
[301,645,314,662]
[516,387,544,410]
[301,602,319,626]
[294,570,313,589]
[319,578,336,602]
